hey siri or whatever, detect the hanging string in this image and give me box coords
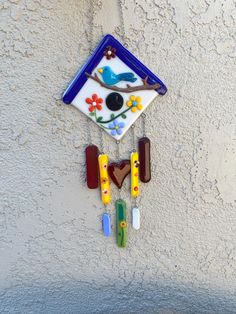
[117,0,127,46]
[89,0,96,52]
[131,124,136,152]
[116,140,120,159]
[87,118,93,145]
[100,128,104,154]
[116,140,122,199]
[141,113,146,137]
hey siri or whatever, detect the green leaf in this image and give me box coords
[110,113,115,119]
[97,116,103,122]
[89,112,95,116]
[121,114,126,119]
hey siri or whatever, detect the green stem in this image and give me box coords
[96,107,131,124]
[94,108,97,120]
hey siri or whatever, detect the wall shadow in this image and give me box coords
[0,281,236,314]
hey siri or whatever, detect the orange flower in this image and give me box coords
[86,93,103,112]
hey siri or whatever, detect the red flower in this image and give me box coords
[104,46,116,60]
[85,94,103,112]
[101,178,107,184]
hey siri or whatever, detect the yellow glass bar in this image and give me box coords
[131,151,139,198]
[98,154,111,204]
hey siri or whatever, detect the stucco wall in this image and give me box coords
[1,0,236,313]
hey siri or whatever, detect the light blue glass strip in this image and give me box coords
[102,213,111,237]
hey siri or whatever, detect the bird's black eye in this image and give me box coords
[106,92,123,111]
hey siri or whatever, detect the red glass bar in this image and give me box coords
[138,137,151,183]
[85,145,99,189]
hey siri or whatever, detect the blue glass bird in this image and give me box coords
[98,66,137,85]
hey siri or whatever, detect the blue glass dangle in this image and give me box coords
[102,213,111,236]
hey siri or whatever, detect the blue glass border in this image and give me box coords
[62,34,167,104]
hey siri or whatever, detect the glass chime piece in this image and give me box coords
[102,213,111,237]
[85,145,99,189]
[116,199,127,247]
[132,207,140,230]
[108,160,130,189]
[138,137,151,183]
[98,154,111,204]
[131,151,139,198]
[106,92,124,111]
[62,35,167,141]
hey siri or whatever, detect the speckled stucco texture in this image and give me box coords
[1,0,236,313]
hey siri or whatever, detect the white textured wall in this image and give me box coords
[1,0,236,313]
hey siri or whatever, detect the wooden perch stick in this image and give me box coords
[85,72,161,93]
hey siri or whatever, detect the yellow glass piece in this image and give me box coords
[131,151,139,198]
[98,154,111,204]
[136,96,142,103]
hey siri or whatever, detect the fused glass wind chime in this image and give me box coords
[63,34,167,247]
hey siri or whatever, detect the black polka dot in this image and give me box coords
[106,93,123,111]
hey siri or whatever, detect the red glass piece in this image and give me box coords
[85,145,99,189]
[108,160,130,189]
[138,137,151,183]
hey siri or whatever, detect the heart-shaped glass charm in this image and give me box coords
[108,160,131,189]
[63,34,167,140]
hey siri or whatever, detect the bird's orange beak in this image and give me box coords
[98,68,103,74]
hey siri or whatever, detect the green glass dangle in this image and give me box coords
[116,199,127,247]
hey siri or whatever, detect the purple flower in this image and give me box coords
[108,119,125,136]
